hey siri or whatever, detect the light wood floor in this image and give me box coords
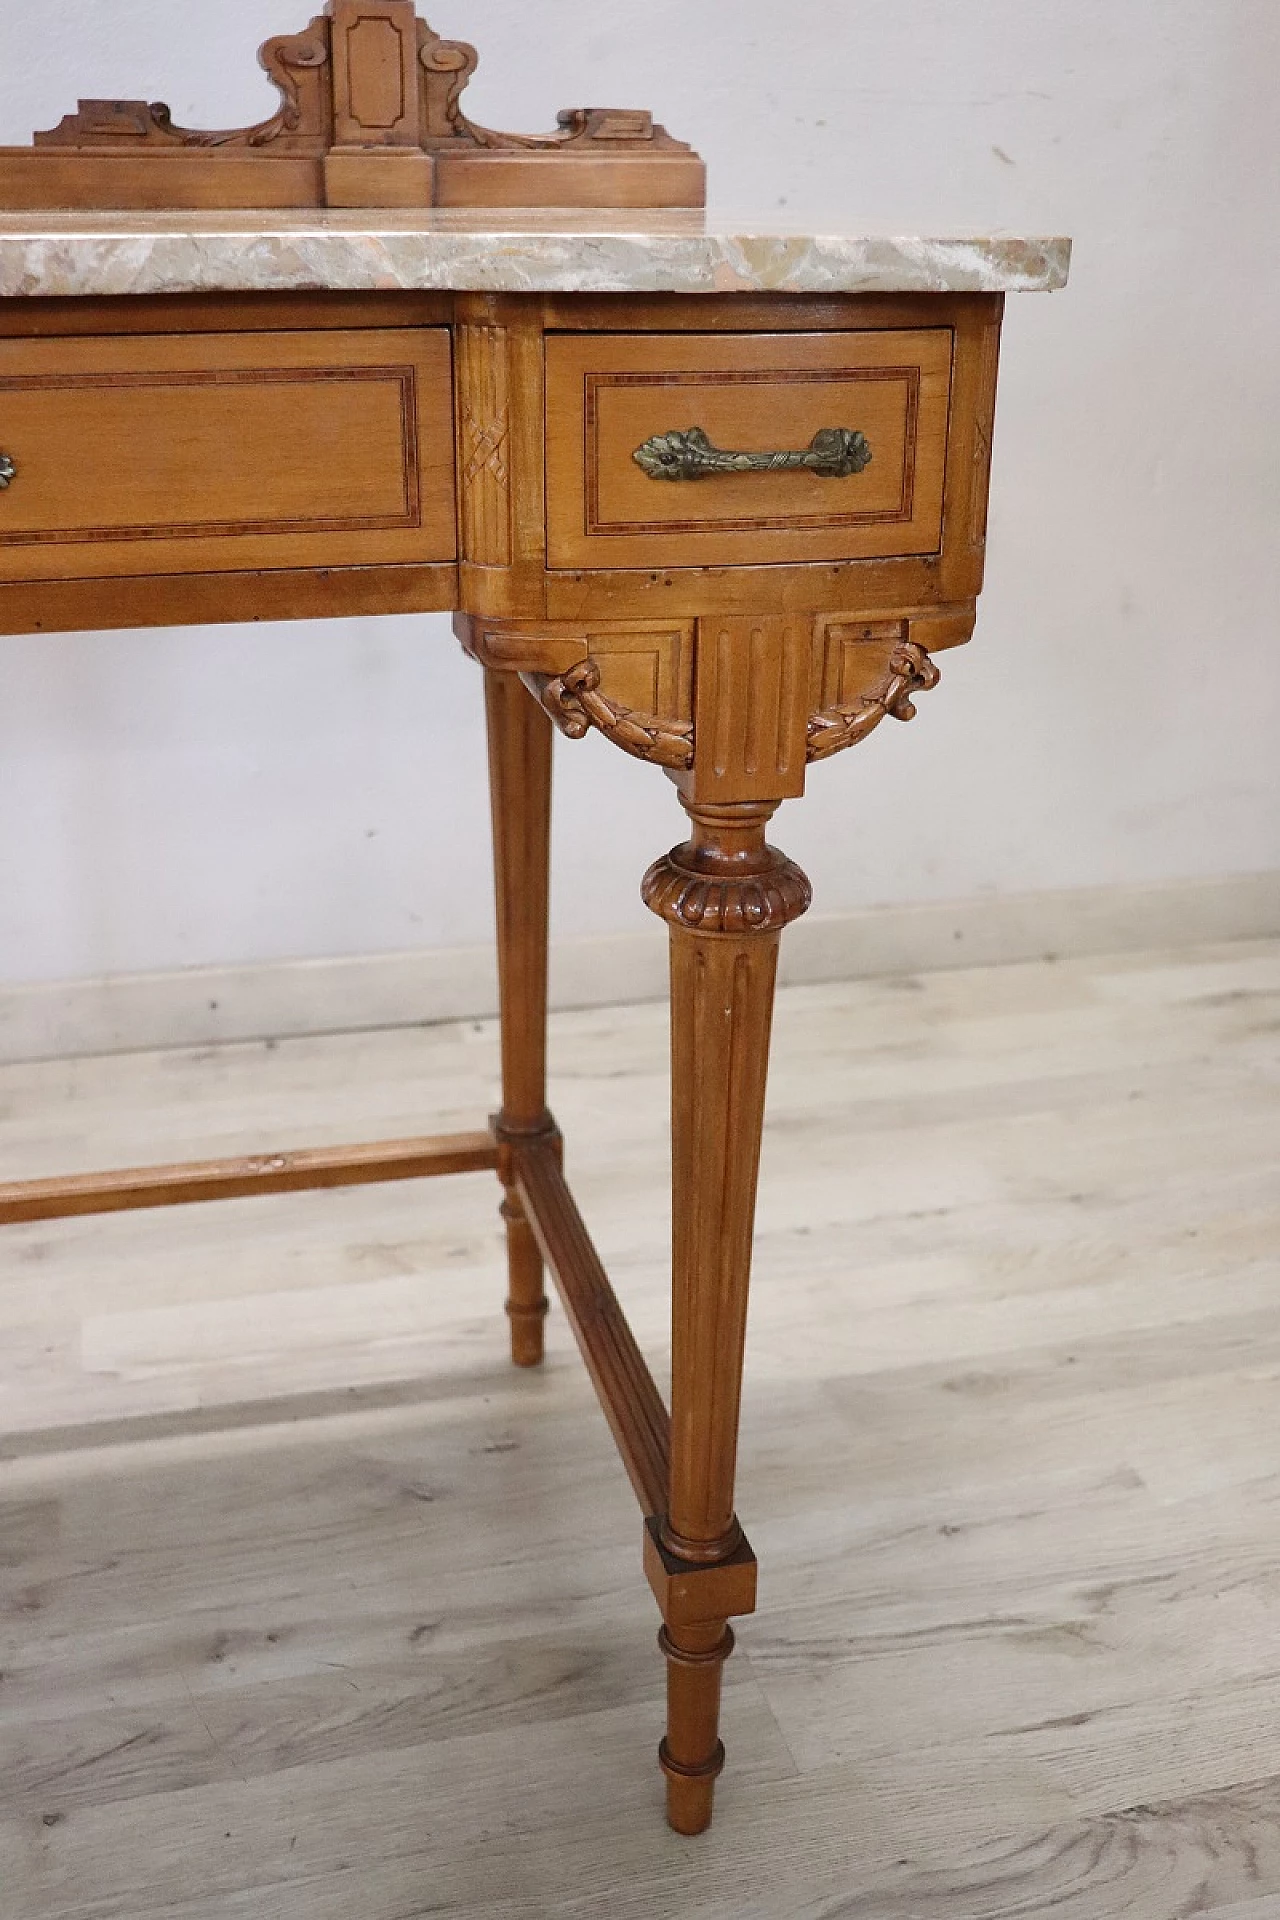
[2,937,1279,1919]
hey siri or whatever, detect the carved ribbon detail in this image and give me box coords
[805,640,940,763]
[522,641,939,774]
[524,660,694,771]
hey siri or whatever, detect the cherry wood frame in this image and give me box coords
[0,277,1001,1834]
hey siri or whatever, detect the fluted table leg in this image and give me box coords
[644,796,812,1832]
[484,665,554,1366]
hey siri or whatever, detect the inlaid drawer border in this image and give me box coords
[0,362,422,545]
[582,364,922,539]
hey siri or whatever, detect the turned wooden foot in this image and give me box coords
[499,1187,549,1367]
[659,1620,734,1833]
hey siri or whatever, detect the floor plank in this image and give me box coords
[1,936,1279,1917]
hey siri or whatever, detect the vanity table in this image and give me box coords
[0,1,1068,1837]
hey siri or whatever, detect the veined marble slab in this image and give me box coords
[0,209,1070,300]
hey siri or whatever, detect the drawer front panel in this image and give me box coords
[0,328,455,582]
[545,330,952,571]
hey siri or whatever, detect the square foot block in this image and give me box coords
[643,1515,758,1626]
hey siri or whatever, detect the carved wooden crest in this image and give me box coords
[0,0,704,210]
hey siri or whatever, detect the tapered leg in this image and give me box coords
[484,666,554,1366]
[643,798,812,1832]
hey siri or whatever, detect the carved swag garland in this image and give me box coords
[528,639,941,773]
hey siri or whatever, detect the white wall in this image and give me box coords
[1,0,1277,992]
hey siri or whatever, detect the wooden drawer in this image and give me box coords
[0,328,455,583]
[545,329,952,571]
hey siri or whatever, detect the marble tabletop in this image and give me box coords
[0,209,1070,300]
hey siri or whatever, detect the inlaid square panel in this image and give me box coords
[545,329,953,571]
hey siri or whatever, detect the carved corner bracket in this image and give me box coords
[525,660,694,772]
[806,638,941,764]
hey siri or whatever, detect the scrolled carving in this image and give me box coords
[252,22,332,146]
[33,21,330,152]
[417,22,479,140]
[642,845,811,936]
[15,6,703,208]
[527,659,694,772]
[417,13,693,157]
[456,104,692,155]
[806,639,941,764]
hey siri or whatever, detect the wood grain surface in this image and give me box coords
[544,329,952,571]
[2,936,1278,1913]
[0,327,456,583]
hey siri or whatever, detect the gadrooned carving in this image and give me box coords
[806,639,940,764]
[642,845,812,936]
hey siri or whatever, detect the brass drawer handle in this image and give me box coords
[0,453,14,489]
[634,425,871,482]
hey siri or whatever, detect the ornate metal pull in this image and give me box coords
[634,425,871,482]
[0,453,15,489]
